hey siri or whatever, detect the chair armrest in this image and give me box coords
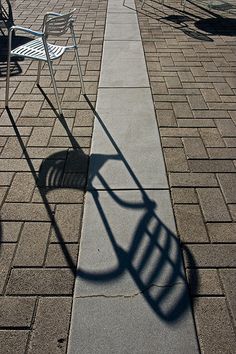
[45,12,61,17]
[10,25,43,37]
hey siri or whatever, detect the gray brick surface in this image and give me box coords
[0,172,14,186]
[171,188,198,204]
[197,188,231,222]
[45,244,78,267]
[0,297,36,327]
[50,204,82,242]
[215,119,236,137]
[188,95,208,110]
[194,298,236,354]
[0,187,7,205]
[1,222,22,242]
[186,269,223,296]
[156,110,177,127]
[28,297,72,354]
[7,269,74,295]
[220,270,236,325]
[183,138,208,159]
[6,173,35,202]
[199,128,225,147]
[164,148,189,171]
[0,330,29,354]
[21,101,43,117]
[0,244,16,294]
[174,204,209,243]
[207,223,236,243]
[188,160,236,172]
[169,173,218,187]
[1,137,26,158]
[184,244,236,268]
[217,173,236,203]
[13,222,50,267]
[1,203,51,221]
[28,127,52,147]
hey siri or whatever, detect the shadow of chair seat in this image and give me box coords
[0,35,32,76]
[37,150,89,190]
[195,17,236,35]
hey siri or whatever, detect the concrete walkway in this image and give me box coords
[67,0,199,352]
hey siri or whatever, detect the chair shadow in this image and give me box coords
[4,107,79,272]
[128,0,214,41]
[125,0,236,41]
[2,94,199,323]
[0,1,34,76]
[0,0,14,36]
[187,0,236,35]
[195,17,236,35]
[0,35,32,77]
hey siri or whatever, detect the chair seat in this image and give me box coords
[11,38,66,61]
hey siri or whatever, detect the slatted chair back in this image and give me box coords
[44,9,75,37]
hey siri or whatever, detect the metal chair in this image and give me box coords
[5,9,85,115]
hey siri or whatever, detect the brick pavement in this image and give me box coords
[0,0,107,353]
[136,0,236,353]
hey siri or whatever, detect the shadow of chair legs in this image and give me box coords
[5,107,80,275]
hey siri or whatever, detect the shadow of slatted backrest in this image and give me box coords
[44,9,75,37]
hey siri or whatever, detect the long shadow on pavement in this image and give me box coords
[2,93,199,323]
[125,0,236,41]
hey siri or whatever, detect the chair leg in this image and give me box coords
[74,47,85,95]
[5,52,11,107]
[70,24,85,95]
[37,61,42,85]
[47,59,62,116]
[141,0,145,9]
[5,28,13,107]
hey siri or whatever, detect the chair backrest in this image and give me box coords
[43,9,75,37]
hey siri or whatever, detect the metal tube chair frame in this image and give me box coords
[5,9,85,116]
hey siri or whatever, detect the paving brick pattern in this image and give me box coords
[136,0,236,353]
[0,0,107,353]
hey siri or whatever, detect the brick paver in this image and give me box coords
[0,0,107,352]
[136,0,236,353]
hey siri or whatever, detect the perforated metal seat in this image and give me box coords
[11,38,67,61]
[5,9,85,116]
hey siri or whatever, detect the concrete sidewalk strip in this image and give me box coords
[107,13,139,23]
[99,41,149,87]
[87,88,168,190]
[69,191,199,352]
[68,293,199,354]
[108,0,136,13]
[74,190,183,297]
[105,8,140,41]
[105,23,141,40]
[67,0,199,351]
